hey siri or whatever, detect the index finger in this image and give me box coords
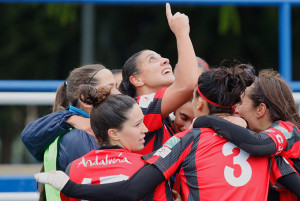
[166,3,172,21]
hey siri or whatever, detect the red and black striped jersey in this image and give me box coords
[136,88,174,155]
[66,147,173,201]
[264,120,300,201]
[143,128,270,201]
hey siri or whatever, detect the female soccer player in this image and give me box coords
[25,64,120,201]
[193,69,300,200]
[58,85,178,201]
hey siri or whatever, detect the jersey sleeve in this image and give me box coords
[262,127,287,156]
[61,164,165,201]
[136,88,167,132]
[21,110,75,161]
[142,129,197,179]
[270,155,298,188]
[193,115,286,156]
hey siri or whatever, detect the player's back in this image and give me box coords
[179,128,270,201]
[67,148,172,201]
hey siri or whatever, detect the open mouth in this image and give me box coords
[162,68,172,75]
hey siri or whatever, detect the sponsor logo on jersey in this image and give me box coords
[77,153,132,168]
[273,126,292,139]
[138,93,155,108]
[163,136,180,149]
[154,146,171,158]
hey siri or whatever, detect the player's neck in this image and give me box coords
[214,113,231,119]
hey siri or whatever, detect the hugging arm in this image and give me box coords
[21,110,75,161]
[193,115,277,156]
[61,164,164,201]
[277,173,300,197]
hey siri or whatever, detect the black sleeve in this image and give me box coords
[193,115,277,156]
[277,172,300,197]
[65,163,71,175]
[61,164,165,201]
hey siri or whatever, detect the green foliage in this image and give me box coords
[0,3,80,80]
[219,6,241,35]
[46,4,78,26]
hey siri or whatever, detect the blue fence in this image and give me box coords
[0,80,63,92]
[0,175,37,192]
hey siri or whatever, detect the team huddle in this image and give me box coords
[22,3,300,201]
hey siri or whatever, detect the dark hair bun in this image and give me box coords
[79,85,110,106]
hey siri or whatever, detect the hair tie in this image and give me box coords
[88,70,100,84]
[196,84,235,113]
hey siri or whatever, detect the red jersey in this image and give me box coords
[136,88,173,155]
[66,147,173,201]
[262,120,300,201]
[143,128,270,201]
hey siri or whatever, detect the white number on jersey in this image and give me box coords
[222,142,252,187]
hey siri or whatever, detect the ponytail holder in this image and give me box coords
[196,84,235,113]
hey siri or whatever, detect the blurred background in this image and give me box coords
[1,1,300,165]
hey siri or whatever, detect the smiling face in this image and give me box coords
[116,103,148,152]
[174,101,194,133]
[235,86,261,132]
[134,50,174,91]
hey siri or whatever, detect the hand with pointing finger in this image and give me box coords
[166,3,190,37]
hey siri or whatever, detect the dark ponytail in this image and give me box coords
[119,50,146,97]
[52,83,69,112]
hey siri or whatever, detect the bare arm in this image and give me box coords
[161,3,198,119]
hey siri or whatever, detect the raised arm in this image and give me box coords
[161,3,198,118]
[193,115,280,156]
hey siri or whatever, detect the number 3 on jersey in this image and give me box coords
[222,142,252,187]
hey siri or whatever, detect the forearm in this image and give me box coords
[161,5,198,118]
[277,172,300,197]
[61,164,165,201]
[161,34,198,118]
[175,34,198,90]
[21,110,74,161]
[193,115,277,156]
